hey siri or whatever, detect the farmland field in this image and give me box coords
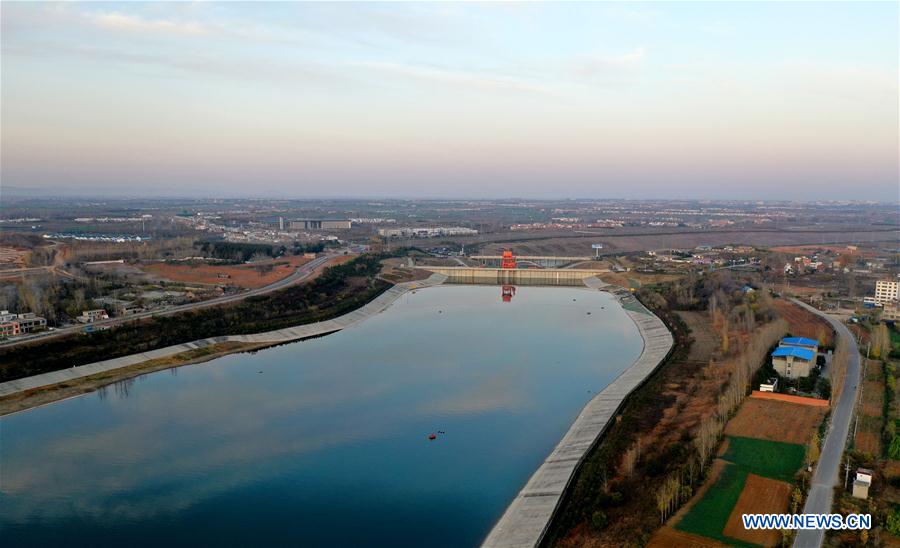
[772,299,834,347]
[855,358,885,456]
[721,436,806,482]
[724,398,826,445]
[674,463,753,545]
[722,474,792,546]
[664,430,809,546]
[648,526,726,547]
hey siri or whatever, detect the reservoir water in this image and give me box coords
[0,285,643,546]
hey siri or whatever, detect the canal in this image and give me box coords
[0,285,643,546]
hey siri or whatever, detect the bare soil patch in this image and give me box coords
[862,379,884,417]
[648,526,726,548]
[0,246,29,269]
[854,359,884,455]
[750,391,828,407]
[141,255,311,288]
[379,258,434,283]
[855,431,880,455]
[725,398,826,444]
[722,474,791,546]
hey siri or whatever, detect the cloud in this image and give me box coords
[356,61,563,96]
[603,6,664,24]
[87,12,209,36]
[572,47,648,79]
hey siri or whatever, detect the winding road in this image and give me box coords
[0,254,338,348]
[791,298,861,548]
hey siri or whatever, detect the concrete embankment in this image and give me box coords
[0,274,447,399]
[482,276,674,548]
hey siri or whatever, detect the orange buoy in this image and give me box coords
[428,433,437,440]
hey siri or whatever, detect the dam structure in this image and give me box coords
[416,266,608,286]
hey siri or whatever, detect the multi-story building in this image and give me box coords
[78,309,109,323]
[0,322,20,338]
[0,311,48,336]
[875,279,899,305]
[377,226,479,238]
[13,312,47,333]
[289,219,351,230]
[772,337,819,379]
[883,303,900,322]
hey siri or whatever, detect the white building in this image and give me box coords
[377,227,478,238]
[852,468,873,499]
[875,279,899,305]
[78,309,109,323]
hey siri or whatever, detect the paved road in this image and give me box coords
[0,255,337,348]
[792,298,861,548]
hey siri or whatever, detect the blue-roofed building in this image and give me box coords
[780,337,819,349]
[772,337,819,379]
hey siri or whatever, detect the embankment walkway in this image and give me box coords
[0,274,448,398]
[482,276,674,548]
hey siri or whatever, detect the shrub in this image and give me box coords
[591,511,608,531]
[890,436,900,460]
[887,507,900,536]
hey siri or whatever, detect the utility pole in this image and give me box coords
[845,458,851,490]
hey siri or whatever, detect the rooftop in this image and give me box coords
[781,337,819,348]
[772,346,816,361]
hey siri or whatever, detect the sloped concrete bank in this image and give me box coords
[482,276,674,548]
[0,274,447,399]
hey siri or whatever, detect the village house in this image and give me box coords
[772,337,819,379]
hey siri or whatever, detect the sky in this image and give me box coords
[1,2,898,201]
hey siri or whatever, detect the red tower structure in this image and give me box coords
[500,250,517,269]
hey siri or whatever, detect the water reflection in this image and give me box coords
[0,286,643,547]
[501,285,516,302]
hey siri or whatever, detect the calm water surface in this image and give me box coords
[0,285,642,546]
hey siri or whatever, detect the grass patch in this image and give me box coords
[675,464,755,546]
[722,436,806,482]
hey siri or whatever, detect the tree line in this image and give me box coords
[0,254,389,382]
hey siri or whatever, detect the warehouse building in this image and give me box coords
[289,219,351,230]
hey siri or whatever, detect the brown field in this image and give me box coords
[770,244,880,258]
[0,246,29,268]
[773,299,834,347]
[855,432,880,455]
[749,391,829,407]
[141,255,311,288]
[648,527,726,548]
[677,311,719,362]
[722,474,791,546]
[855,359,884,455]
[479,228,897,257]
[862,380,884,417]
[598,271,683,290]
[724,398,826,444]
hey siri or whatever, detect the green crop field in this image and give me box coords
[722,436,806,482]
[674,436,806,545]
[674,464,756,546]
